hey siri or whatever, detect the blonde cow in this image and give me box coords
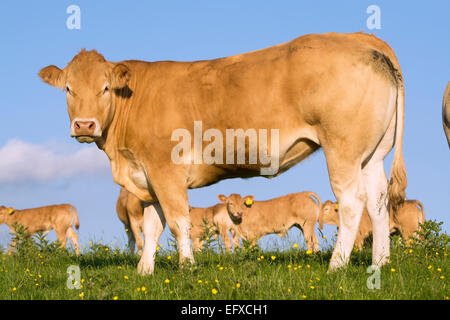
[319,200,425,250]
[189,204,239,253]
[0,204,80,255]
[39,32,407,274]
[218,192,321,252]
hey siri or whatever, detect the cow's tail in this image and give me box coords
[306,192,321,225]
[66,204,80,230]
[388,70,407,212]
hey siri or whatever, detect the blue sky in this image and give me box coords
[0,1,448,252]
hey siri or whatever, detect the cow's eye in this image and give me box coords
[66,86,71,94]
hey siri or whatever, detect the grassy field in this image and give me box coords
[0,220,448,300]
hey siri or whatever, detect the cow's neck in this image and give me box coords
[96,83,135,160]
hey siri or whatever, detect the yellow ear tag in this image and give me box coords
[335,203,339,211]
[245,198,253,206]
[8,208,15,215]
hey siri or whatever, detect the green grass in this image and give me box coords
[0,221,448,300]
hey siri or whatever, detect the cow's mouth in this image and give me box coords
[229,212,243,224]
[74,135,97,143]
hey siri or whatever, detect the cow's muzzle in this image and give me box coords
[70,118,102,143]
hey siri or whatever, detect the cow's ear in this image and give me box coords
[244,195,254,207]
[39,65,65,89]
[217,194,227,203]
[110,63,131,89]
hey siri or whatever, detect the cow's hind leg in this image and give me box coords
[362,110,398,267]
[55,228,68,249]
[66,227,80,255]
[137,204,166,275]
[125,225,136,254]
[362,160,390,266]
[301,222,319,252]
[129,219,144,255]
[325,156,367,271]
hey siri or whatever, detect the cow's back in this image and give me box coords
[238,192,318,238]
[12,205,72,233]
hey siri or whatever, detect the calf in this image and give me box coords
[218,192,321,252]
[116,188,144,255]
[0,204,80,254]
[319,200,425,250]
[189,204,239,253]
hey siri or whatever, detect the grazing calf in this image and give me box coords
[218,192,321,252]
[116,188,144,255]
[189,204,239,253]
[0,204,80,254]
[319,199,425,250]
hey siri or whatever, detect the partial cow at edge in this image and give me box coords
[0,204,80,255]
[319,199,425,250]
[443,81,450,148]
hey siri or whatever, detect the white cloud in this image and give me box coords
[0,139,110,183]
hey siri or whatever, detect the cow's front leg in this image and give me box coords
[149,172,195,268]
[137,203,166,275]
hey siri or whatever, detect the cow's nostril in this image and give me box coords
[75,122,80,129]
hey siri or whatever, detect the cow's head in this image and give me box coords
[39,49,131,144]
[318,200,339,230]
[218,193,255,222]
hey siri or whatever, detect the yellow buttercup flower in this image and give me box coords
[79,292,84,298]
[113,296,118,300]
[236,283,241,288]
[212,288,218,295]
[293,244,299,249]
[306,250,312,255]
[271,256,276,260]
[164,279,170,284]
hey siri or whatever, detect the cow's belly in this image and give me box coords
[186,129,320,188]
